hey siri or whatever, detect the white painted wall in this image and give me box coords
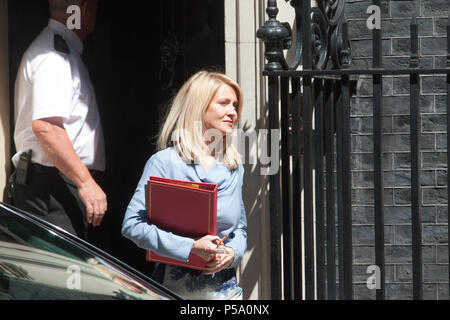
[224,0,271,300]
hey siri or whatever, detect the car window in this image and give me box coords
[0,205,176,300]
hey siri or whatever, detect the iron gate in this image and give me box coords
[257,0,450,300]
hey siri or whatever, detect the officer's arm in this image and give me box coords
[32,117,90,187]
[32,117,107,225]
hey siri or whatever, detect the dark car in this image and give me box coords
[0,202,182,300]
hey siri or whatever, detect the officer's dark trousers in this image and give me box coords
[11,164,111,251]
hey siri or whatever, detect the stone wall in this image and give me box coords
[347,0,449,299]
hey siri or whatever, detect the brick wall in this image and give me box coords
[346,0,449,299]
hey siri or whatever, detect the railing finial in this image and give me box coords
[266,0,279,20]
[256,0,291,71]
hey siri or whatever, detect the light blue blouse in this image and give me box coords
[121,147,247,269]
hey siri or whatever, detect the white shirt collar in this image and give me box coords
[48,19,84,55]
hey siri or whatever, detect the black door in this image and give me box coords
[8,0,225,277]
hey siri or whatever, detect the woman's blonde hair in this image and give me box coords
[157,70,243,170]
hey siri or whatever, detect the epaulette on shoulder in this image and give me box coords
[54,34,70,55]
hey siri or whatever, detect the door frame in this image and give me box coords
[0,0,11,199]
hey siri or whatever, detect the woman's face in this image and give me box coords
[203,83,239,137]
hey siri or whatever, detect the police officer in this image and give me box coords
[11,0,107,241]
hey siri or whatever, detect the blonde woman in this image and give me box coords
[122,71,247,299]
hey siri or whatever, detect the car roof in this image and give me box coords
[0,202,182,300]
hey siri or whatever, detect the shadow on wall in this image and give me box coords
[239,105,272,299]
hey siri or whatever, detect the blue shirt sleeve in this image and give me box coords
[224,165,247,269]
[121,154,195,262]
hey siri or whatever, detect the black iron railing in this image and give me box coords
[257,0,450,300]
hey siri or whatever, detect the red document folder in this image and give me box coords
[145,176,218,270]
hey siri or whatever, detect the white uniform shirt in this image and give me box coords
[12,19,106,171]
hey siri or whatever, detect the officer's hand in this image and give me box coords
[78,178,107,226]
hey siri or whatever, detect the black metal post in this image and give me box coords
[291,77,303,300]
[410,15,423,300]
[340,20,353,300]
[314,78,326,299]
[301,0,315,300]
[372,0,385,300]
[268,76,282,300]
[281,77,293,299]
[257,0,290,300]
[325,80,337,300]
[335,80,345,300]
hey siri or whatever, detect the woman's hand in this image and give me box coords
[203,246,235,275]
[191,235,221,262]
